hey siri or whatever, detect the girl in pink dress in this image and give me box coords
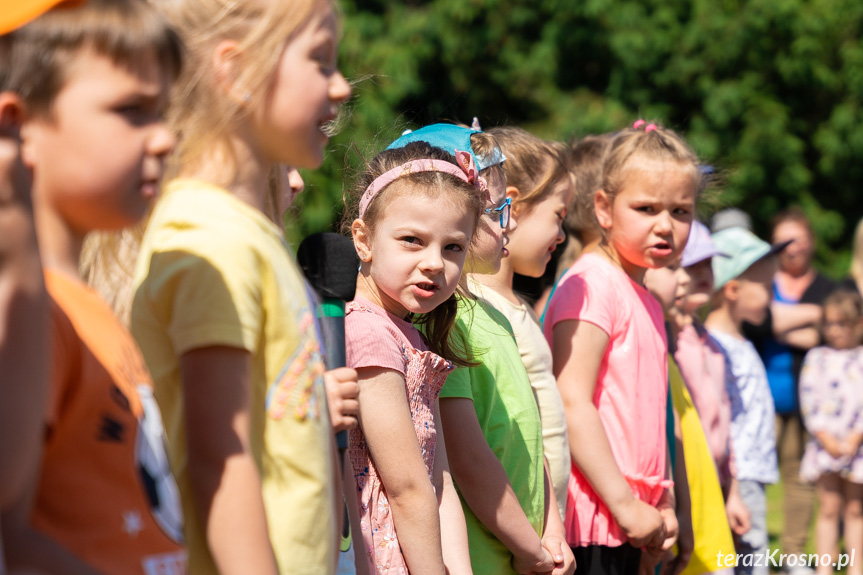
[800,290,863,575]
[544,121,701,575]
[343,140,488,574]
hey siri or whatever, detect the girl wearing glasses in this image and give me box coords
[390,123,574,575]
[471,126,574,526]
[799,289,863,575]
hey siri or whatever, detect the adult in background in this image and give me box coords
[743,208,836,573]
[843,218,863,296]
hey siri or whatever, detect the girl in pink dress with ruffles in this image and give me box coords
[544,121,702,575]
[799,290,863,575]
[343,141,488,574]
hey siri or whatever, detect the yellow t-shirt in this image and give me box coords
[131,179,336,575]
[669,356,735,575]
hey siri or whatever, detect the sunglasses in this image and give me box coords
[484,197,511,229]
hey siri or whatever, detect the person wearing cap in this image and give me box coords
[705,227,790,575]
[674,222,752,546]
[740,209,836,571]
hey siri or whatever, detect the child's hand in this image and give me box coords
[512,545,556,575]
[821,434,846,459]
[615,498,665,548]
[725,489,751,536]
[323,367,359,433]
[646,506,678,555]
[539,534,576,575]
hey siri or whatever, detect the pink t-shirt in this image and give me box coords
[543,252,671,547]
[675,322,735,486]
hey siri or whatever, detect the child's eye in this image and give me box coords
[446,243,465,252]
[399,236,420,246]
[637,206,656,214]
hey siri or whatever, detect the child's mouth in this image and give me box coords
[413,282,438,297]
[650,242,672,258]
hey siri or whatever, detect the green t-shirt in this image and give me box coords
[441,295,545,575]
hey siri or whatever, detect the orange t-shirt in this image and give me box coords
[33,270,186,575]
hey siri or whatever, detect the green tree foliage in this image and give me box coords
[288,0,863,277]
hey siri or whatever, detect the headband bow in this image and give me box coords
[633,119,658,133]
[358,150,489,219]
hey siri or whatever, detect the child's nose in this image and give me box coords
[149,123,176,158]
[420,249,445,273]
[655,211,672,234]
[330,71,352,104]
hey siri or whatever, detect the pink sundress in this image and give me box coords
[345,300,453,574]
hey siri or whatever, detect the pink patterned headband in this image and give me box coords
[358,150,488,218]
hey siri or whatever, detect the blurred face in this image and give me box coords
[355,185,475,318]
[596,158,696,283]
[733,257,776,325]
[682,258,714,313]
[508,177,572,278]
[644,262,681,316]
[22,48,174,236]
[466,170,516,275]
[255,9,351,169]
[773,220,813,276]
[823,305,862,350]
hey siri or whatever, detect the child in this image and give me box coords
[344,141,482,574]
[470,125,573,523]
[532,133,609,318]
[704,227,786,575]
[799,290,863,575]
[388,123,573,574]
[674,222,751,539]
[644,263,737,575]
[544,120,697,574]
[130,0,353,573]
[2,1,186,573]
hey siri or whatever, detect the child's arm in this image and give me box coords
[440,397,555,574]
[432,399,472,575]
[724,476,751,535]
[541,457,576,575]
[180,346,279,575]
[661,412,691,575]
[552,319,665,547]
[357,366,445,575]
[0,113,49,506]
[1,475,102,574]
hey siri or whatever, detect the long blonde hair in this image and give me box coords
[155,0,332,180]
[851,218,863,286]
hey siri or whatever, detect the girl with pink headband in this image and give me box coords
[342,140,486,574]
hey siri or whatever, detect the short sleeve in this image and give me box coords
[439,314,474,400]
[798,348,822,426]
[143,228,263,356]
[548,270,615,336]
[345,310,407,374]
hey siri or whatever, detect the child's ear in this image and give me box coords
[213,40,247,104]
[506,185,521,216]
[352,218,372,263]
[723,279,740,303]
[0,92,24,136]
[594,189,612,230]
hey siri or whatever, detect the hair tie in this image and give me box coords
[358,150,488,218]
[645,123,657,133]
[633,119,646,129]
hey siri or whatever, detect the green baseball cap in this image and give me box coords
[711,227,791,291]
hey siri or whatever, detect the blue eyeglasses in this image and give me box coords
[485,197,511,228]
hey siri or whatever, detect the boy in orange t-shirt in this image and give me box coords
[0,1,186,573]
